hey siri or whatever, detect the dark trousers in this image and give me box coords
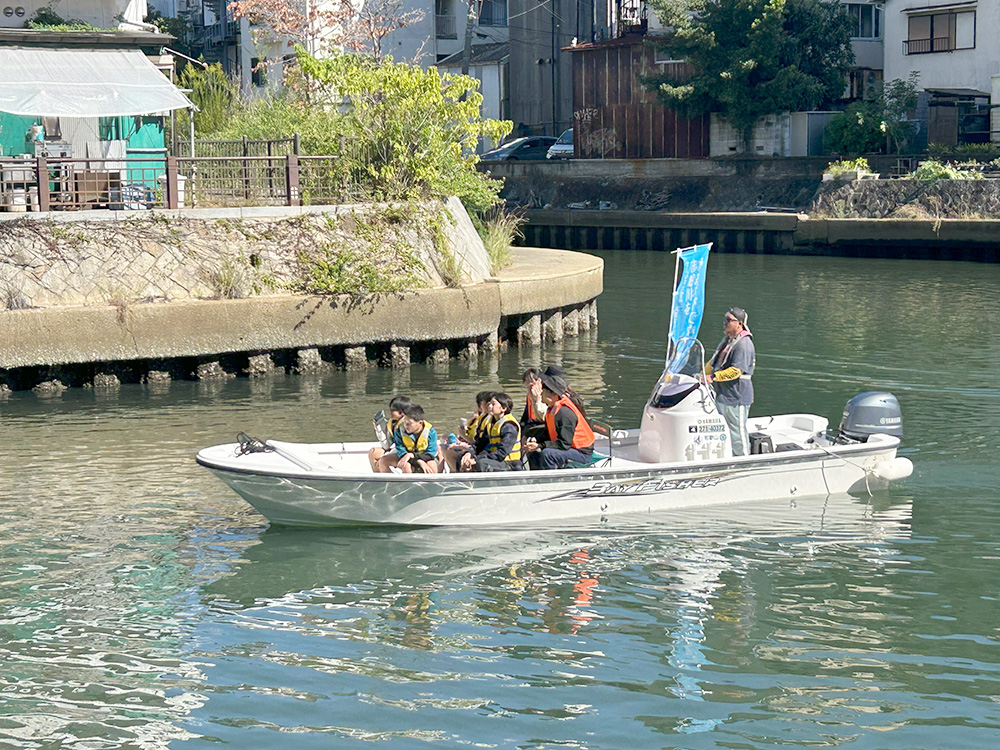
[530,447,591,470]
[476,456,523,472]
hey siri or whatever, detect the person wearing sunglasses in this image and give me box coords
[706,307,756,456]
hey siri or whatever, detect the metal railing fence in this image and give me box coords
[174,136,300,159]
[0,157,168,212]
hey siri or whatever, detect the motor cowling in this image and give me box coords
[838,391,903,443]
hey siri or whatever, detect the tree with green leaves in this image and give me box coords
[823,74,920,155]
[645,0,854,151]
[216,49,511,212]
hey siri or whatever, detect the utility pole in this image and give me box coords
[461,0,478,77]
[551,0,558,134]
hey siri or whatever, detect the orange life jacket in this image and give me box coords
[525,395,538,422]
[545,396,595,450]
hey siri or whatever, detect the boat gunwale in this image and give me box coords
[195,435,899,484]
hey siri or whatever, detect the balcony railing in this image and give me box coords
[435,14,457,39]
[903,36,951,54]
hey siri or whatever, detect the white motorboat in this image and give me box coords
[197,244,912,528]
[196,381,913,527]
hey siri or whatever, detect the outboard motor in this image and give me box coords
[637,373,731,463]
[838,391,903,443]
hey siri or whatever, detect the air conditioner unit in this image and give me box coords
[863,71,880,101]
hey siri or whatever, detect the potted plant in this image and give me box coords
[823,157,873,181]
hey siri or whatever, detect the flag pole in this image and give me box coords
[667,245,694,366]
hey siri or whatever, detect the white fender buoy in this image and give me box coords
[871,457,913,481]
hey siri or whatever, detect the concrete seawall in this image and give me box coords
[520,210,1000,262]
[0,246,603,392]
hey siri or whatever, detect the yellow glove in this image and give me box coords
[712,366,743,383]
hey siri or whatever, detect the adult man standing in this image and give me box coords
[707,307,755,456]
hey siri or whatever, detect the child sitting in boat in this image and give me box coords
[447,391,495,472]
[395,404,440,474]
[370,395,411,473]
[474,392,523,472]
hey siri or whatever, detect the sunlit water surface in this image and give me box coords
[1,252,998,749]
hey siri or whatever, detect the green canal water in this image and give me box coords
[0,252,998,748]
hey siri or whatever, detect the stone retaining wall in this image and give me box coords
[520,209,1000,262]
[0,240,604,392]
[0,198,491,309]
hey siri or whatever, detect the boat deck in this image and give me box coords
[231,413,833,476]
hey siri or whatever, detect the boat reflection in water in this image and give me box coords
[201,493,913,629]
[189,493,914,742]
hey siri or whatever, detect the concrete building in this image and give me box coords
[504,0,601,138]
[0,0,150,28]
[883,0,997,146]
[844,1,885,100]
[437,41,509,127]
[385,0,509,65]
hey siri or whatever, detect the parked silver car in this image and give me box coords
[546,128,574,159]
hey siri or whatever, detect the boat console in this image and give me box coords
[637,373,730,463]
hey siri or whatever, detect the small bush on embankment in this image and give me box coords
[478,209,525,273]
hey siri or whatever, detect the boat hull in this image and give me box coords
[198,436,906,527]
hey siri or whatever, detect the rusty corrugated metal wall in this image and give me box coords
[571,39,710,159]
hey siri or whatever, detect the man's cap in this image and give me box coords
[544,364,567,379]
[728,307,748,324]
[539,372,567,396]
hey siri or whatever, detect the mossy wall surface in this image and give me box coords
[0,202,489,310]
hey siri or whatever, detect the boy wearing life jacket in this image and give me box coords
[447,391,495,472]
[370,395,412,472]
[395,404,440,474]
[475,392,523,472]
[523,373,595,469]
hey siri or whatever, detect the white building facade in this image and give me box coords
[883,0,999,145]
[0,0,148,28]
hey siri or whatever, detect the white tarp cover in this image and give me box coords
[0,47,193,117]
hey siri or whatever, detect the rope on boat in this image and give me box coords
[811,437,874,498]
[235,432,273,456]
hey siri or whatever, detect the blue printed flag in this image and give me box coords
[666,243,712,373]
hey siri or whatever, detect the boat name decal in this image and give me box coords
[548,476,723,501]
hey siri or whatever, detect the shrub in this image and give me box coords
[478,209,524,273]
[825,157,871,177]
[926,142,953,154]
[215,50,512,213]
[954,142,999,155]
[823,102,884,155]
[176,63,239,137]
[823,74,919,155]
[911,159,984,181]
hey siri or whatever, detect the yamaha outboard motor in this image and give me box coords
[838,392,903,443]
